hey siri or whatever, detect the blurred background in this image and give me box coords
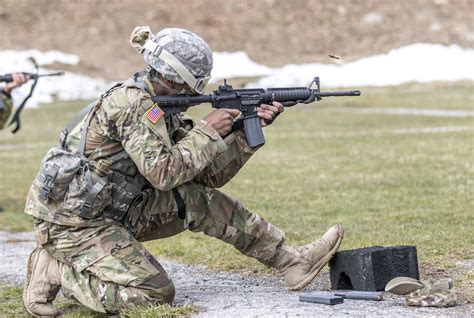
[1,0,473,80]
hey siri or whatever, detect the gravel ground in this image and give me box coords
[1,231,472,317]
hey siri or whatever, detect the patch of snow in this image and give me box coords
[0,50,112,107]
[211,51,272,83]
[247,44,474,88]
[1,43,473,107]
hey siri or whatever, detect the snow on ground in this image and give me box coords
[0,43,473,107]
[246,43,474,88]
[0,50,112,107]
[211,51,272,82]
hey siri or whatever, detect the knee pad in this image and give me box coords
[138,273,176,304]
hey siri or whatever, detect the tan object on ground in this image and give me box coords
[385,276,424,295]
[386,276,457,307]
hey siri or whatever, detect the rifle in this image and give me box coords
[152,77,361,148]
[0,59,64,133]
[0,71,64,83]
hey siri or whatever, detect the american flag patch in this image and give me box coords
[145,104,164,124]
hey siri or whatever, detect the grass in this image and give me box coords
[0,284,197,317]
[0,285,101,317]
[0,285,24,316]
[0,81,473,313]
[120,304,198,317]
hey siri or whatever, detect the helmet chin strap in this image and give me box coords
[143,39,210,94]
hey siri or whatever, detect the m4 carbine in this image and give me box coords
[152,77,361,148]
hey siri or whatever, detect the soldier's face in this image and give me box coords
[165,82,197,96]
[151,78,193,96]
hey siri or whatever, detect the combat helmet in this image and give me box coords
[130,26,213,94]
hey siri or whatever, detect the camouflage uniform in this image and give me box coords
[0,88,13,130]
[405,278,457,307]
[25,74,285,313]
[385,276,457,307]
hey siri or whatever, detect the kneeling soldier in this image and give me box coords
[23,26,344,316]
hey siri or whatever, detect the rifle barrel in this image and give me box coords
[0,71,65,83]
[35,71,65,78]
[317,90,361,97]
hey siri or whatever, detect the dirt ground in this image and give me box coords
[1,0,473,80]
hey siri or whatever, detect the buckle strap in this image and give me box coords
[79,176,108,219]
[38,164,60,201]
[59,129,68,149]
[172,188,186,220]
[60,83,123,153]
[59,101,96,150]
[106,150,131,164]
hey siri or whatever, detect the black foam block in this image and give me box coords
[329,246,419,291]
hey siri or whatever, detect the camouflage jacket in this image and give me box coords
[25,74,257,226]
[0,89,13,130]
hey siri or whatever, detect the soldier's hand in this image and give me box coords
[3,73,29,94]
[257,101,284,127]
[203,108,241,136]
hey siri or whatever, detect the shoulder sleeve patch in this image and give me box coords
[145,104,165,124]
[138,100,172,148]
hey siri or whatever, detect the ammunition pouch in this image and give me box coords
[35,146,147,222]
[35,146,112,220]
[92,151,149,222]
[37,148,82,202]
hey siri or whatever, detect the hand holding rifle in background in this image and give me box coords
[0,57,64,133]
[1,72,29,94]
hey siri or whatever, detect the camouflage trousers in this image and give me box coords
[35,182,285,314]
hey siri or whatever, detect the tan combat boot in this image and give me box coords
[23,247,63,317]
[273,224,344,290]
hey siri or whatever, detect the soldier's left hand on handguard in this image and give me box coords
[257,101,284,127]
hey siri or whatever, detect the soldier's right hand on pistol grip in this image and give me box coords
[203,108,241,136]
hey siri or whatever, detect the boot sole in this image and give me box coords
[22,247,41,317]
[289,227,344,291]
